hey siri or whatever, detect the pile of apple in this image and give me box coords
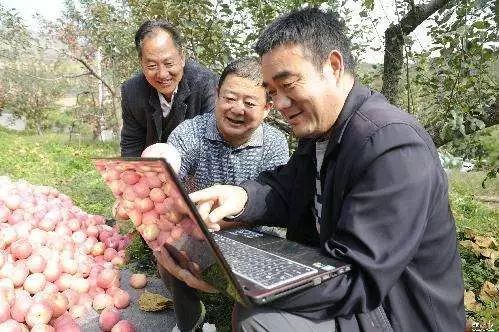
[0,176,136,331]
[97,143,205,254]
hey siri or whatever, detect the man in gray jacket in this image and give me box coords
[121,20,218,157]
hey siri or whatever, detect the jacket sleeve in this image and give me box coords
[238,150,300,228]
[120,85,146,157]
[268,124,439,318]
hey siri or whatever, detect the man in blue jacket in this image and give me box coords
[120,20,218,157]
[157,7,465,332]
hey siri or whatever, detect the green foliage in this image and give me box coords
[1,61,68,134]
[449,170,498,326]
[198,290,233,332]
[0,3,31,59]
[460,244,499,328]
[126,234,157,275]
[0,127,119,215]
[411,0,497,157]
[459,245,496,293]
[448,170,499,237]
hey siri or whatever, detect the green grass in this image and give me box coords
[448,170,499,237]
[1,129,497,329]
[0,127,119,216]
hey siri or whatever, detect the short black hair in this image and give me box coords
[254,7,355,73]
[134,20,183,58]
[218,57,270,102]
[218,57,263,89]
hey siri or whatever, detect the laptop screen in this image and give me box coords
[93,157,250,306]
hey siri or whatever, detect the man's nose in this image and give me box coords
[157,65,170,79]
[272,93,292,110]
[231,101,245,114]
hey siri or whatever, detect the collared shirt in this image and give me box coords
[158,87,178,118]
[313,140,328,232]
[167,112,289,192]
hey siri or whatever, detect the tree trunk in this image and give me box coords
[382,27,404,105]
[381,0,452,104]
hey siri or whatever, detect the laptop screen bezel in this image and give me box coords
[92,156,252,306]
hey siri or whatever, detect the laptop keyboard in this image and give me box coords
[212,233,318,289]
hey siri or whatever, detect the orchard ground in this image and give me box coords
[0,128,497,331]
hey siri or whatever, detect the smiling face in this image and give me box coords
[215,74,270,147]
[261,44,350,139]
[140,29,185,101]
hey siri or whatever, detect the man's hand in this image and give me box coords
[189,185,248,230]
[154,246,218,293]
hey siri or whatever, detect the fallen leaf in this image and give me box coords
[460,240,481,256]
[463,227,476,240]
[480,248,494,258]
[464,291,481,311]
[484,258,498,271]
[474,235,494,248]
[138,290,173,312]
[479,281,499,303]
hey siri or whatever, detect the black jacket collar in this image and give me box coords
[296,81,371,159]
[147,61,193,141]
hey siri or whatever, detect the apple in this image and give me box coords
[111,320,135,332]
[47,292,68,318]
[0,300,11,323]
[112,289,130,309]
[26,254,46,274]
[23,273,46,295]
[129,274,147,289]
[25,302,52,328]
[92,293,113,311]
[99,307,120,331]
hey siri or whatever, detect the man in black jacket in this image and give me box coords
[157,7,465,332]
[120,20,218,157]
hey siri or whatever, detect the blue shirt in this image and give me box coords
[168,112,289,192]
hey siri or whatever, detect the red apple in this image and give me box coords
[99,307,120,331]
[129,274,147,289]
[111,320,135,332]
[25,302,52,328]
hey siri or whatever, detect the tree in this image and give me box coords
[410,0,498,150]
[0,3,31,61]
[380,0,451,105]
[1,57,68,134]
[39,0,137,135]
[0,4,68,133]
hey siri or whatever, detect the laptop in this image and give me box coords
[93,157,351,306]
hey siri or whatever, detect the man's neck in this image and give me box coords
[320,75,355,139]
[161,92,173,103]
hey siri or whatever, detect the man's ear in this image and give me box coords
[263,102,272,118]
[326,50,344,80]
[179,50,186,67]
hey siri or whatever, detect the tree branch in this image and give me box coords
[382,0,452,104]
[65,52,116,97]
[20,72,92,81]
[429,101,499,147]
[399,0,451,35]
